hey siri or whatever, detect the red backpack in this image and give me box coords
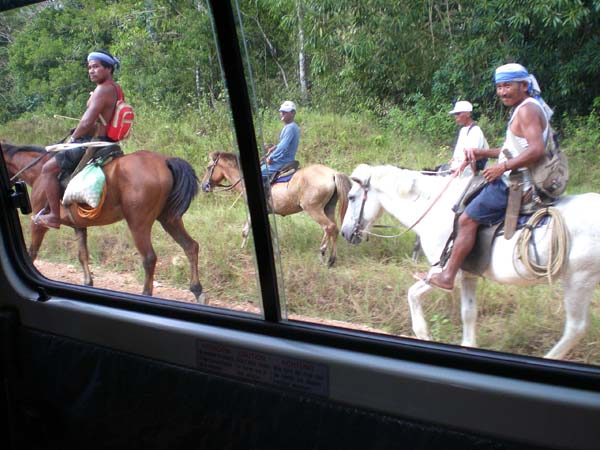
[100,81,134,141]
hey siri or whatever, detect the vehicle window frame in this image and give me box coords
[0,0,599,396]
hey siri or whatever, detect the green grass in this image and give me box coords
[3,108,600,365]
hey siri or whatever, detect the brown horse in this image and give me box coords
[2,143,204,303]
[201,151,352,266]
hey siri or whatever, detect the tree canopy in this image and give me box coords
[1,0,599,124]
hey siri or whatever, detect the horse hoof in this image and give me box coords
[197,293,207,305]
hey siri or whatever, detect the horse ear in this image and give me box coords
[350,177,363,186]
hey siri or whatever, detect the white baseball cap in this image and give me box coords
[449,100,473,114]
[279,100,296,112]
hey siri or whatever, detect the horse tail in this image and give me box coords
[162,157,199,220]
[334,172,353,225]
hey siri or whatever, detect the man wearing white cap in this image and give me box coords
[33,49,123,229]
[415,63,551,292]
[262,100,300,183]
[448,100,488,175]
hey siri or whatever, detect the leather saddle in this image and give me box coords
[269,160,300,184]
[440,175,554,275]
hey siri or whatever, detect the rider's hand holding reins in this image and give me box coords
[482,163,506,183]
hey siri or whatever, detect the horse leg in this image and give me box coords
[127,222,157,296]
[305,209,338,267]
[27,187,50,262]
[28,223,48,262]
[407,280,434,340]
[75,227,93,286]
[326,227,338,268]
[319,231,329,264]
[241,215,251,248]
[159,218,204,304]
[544,272,598,359]
[412,236,422,263]
[458,273,478,348]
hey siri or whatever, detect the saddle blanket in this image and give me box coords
[462,212,550,275]
[273,174,293,183]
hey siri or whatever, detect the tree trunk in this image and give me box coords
[296,1,309,103]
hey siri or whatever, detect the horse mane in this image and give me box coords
[367,164,456,200]
[211,151,240,168]
[2,143,47,157]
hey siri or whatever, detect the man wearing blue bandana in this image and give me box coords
[34,50,123,229]
[415,63,552,292]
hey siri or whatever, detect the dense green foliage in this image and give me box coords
[1,0,600,134]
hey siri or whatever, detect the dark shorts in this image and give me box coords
[55,136,116,172]
[55,146,87,171]
[464,178,508,226]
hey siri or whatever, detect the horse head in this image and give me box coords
[201,152,221,192]
[201,151,243,193]
[341,164,383,244]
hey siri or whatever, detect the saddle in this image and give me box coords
[440,175,555,275]
[59,144,123,191]
[269,160,300,184]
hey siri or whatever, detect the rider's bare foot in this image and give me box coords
[413,271,454,292]
[32,214,60,229]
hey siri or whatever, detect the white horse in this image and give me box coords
[341,163,600,359]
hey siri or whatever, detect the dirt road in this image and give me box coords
[33,259,386,333]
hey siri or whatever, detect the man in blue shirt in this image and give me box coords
[262,100,300,183]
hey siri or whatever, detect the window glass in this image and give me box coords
[0,0,263,314]
[230,0,600,366]
[2,1,599,367]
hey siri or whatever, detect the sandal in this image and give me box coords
[412,271,453,293]
[32,213,60,229]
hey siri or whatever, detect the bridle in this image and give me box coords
[204,153,243,193]
[349,176,372,241]
[350,170,458,240]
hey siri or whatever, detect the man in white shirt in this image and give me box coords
[448,100,488,176]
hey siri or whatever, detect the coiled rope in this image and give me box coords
[515,207,569,283]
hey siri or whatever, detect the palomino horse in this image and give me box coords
[2,143,204,303]
[201,151,352,266]
[341,163,600,359]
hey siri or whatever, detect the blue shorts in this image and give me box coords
[464,178,508,226]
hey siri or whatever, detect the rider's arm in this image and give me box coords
[464,146,501,162]
[268,125,294,162]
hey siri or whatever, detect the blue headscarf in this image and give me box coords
[87,51,121,71]
[494,63,553,119]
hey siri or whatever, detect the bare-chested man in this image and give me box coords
[34,50,122,229]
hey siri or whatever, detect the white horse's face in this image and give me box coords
[341,166,383,244]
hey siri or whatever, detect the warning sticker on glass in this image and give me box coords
[196,340,329,397]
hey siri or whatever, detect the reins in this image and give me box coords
[9,152,53,184]
[9,141,116,184]
[205,153,244,193]
[356,170,458,239]
[213,178,243,192]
